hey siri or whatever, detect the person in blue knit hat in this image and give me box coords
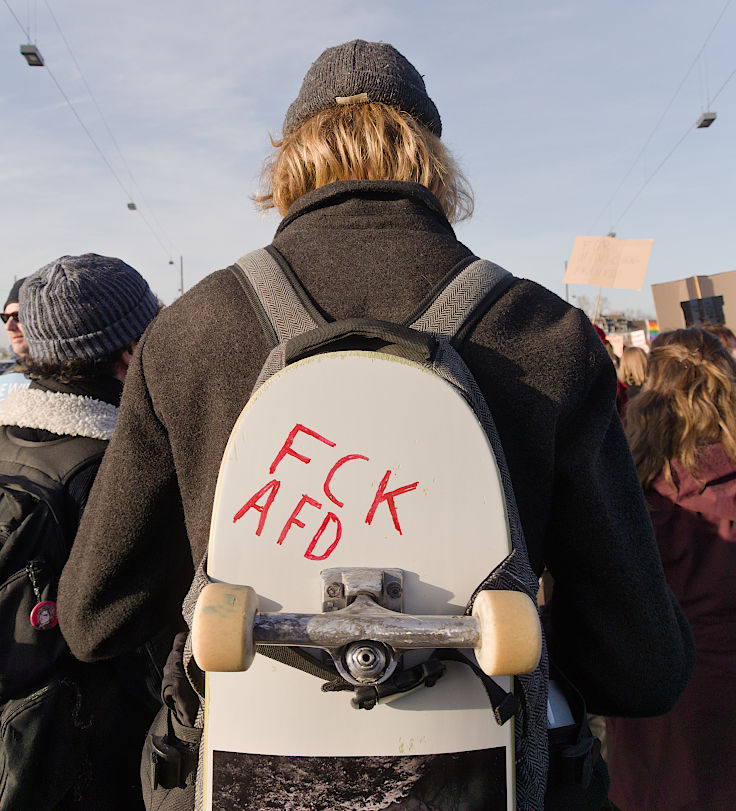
[0,253,162,811]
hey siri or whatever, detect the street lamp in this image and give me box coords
[20,44,44,67]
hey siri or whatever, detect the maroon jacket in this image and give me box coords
[607,443,736,810]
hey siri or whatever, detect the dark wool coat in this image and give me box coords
[58,180,693,717]
[607,443,736,810]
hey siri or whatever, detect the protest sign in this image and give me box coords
[564,236,653,290]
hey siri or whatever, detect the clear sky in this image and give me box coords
[2,0,734,329]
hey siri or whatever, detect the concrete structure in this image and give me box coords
[651,270,736,331]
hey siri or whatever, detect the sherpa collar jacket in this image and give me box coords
[58,180,694,717]
[0,377,120,527]
[0,376,169,808]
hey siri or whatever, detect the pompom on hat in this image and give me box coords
[19,253,158,363]
[283,39,442,137]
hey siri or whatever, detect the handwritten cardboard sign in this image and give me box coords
[564,236,653,290]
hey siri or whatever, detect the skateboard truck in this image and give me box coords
[192,567,542,689]
[320,567,404,685]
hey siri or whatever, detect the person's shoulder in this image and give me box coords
[137,262,269,383]
[469,274,613,411]
[142,267,246,345]
[480,276,603,359]
[153,268,240,325]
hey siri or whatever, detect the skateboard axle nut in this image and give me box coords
[326,582,342,598]
[344,641,390,683]
[386,582,402,599]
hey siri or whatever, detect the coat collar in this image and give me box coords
[0,388,118,440]
[275,180,454,236]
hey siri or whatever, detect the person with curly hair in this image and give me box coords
[607,327,736,811]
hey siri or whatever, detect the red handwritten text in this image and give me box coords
[269,424,336,475]
[233,423,419,561]
[365,470,419,535]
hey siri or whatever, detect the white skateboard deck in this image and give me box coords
[203,351,516,810]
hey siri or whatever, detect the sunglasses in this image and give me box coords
[0,312,20,324]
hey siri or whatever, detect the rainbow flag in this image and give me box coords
[647,319,660,338]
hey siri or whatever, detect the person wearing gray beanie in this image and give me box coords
[255,39,473,222]
[20,253,159,365]
[57,40,692,811]
[0,252,161,810]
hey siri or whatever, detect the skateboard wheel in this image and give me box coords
[192,583,258,672]
[472,590,542,676]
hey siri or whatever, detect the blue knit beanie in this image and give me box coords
[20,253,159,363]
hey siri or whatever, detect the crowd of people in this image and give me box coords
[0,38,731,811]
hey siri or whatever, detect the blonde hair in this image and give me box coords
[625,327,736,489]
[618,346,648,387]
[254,102,473,222]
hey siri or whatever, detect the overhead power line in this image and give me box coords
[42,64,174,260]
[3,0,29,38]
[609,123,693,233]
[42,0,178,259]
[711,65,736,103]
[3,0,177,263]
[589,0,734,234]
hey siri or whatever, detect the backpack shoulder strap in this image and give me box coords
[41,436,107,485]
[233,250,514,348]
[231,247,327,346]
[0,430,107,490]
[410,258,515,345]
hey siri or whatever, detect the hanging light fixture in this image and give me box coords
[696,112,717,128]
[20,44,44,67]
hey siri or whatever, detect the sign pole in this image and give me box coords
[592,287,603,325]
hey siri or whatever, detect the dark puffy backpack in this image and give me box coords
[0,430,106,701]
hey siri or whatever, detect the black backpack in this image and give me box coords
[0,428,106,701]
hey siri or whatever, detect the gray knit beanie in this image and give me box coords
[20,253,159,363]
[283,39,441,137]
